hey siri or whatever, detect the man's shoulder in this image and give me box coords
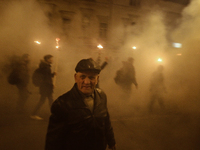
[95,88,107,97]
[51,91,72,112]
[39,60,49,69]
[55,91,72,102]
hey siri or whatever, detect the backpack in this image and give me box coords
[6,55,21,85]
[7,70,20,85]
[32,68,43,87]
[114,69,124,85]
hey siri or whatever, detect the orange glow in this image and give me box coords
[132,46,137,50]
[97,44,103,49]
[157,58,162,62]
[56,38,60,49]
[34,41,41,44]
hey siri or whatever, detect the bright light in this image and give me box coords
[157,58,162,62]
[97,44,103,49]
[132,46,137,50]
[177,53,182,56]
[172,43,182,48]
[34,41,41,44]
[55,38,60,49]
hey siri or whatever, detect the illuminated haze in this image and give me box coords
[0,0,200,117]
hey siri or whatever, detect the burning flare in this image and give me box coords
[97,44,103,49]
[34,41,41,44]
[157,58,162,62]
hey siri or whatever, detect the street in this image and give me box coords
[1,98,200,150]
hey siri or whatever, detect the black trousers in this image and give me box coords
[32,93,53,115]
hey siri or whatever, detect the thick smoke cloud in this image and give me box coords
[1,1,200,150]
[168,0,200,113]
[0,0,200,119]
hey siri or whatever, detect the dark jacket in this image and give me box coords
[39,60,54,95]
[15,60,30,88]
[114,61,137,88]
[149,70,166,95]
[45,84,116,150]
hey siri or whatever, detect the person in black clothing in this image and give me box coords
[148,65,166,112]
[31,54,56,120]
[114,57,138,96]
[14,54,31,113]
[96,57,108,88]
[45,58,116,150]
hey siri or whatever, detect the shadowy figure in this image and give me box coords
[96,57,108,88]
[31,54,56,120]
[7,54,31,113]
[148,65,166,112]
[114,57,138,97]
[45,58,116,150]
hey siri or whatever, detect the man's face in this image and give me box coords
[74,71,99,96]
[46,57,53,64]
[23,56,30,64]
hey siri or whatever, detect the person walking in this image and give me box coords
[12,54,31,113]
[31,54,56,120]
[45,58,116,150]
[148,65,166,112]
[114,57,138,97]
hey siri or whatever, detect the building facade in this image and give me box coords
[36,0,189,51]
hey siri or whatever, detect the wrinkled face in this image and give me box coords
[74,71,99,96]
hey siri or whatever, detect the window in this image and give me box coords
[99,23,108,39]
[130,0,141,6]
[62,18,71,35]
[163,0,190,5]
[82,16,90,28]
[63,18,71,24]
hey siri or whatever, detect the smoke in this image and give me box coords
[1,0,200,118]
[172,0,200,43]
[168,0,200,112]
[1,1,200,150]
[0,0,60,113]
[105,1,200,115]
[105,9,169,115]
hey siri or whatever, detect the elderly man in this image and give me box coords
[45,58,116,150]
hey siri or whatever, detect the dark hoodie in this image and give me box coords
[39,60,54,95]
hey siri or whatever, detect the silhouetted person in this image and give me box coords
[14,54,31,113]
[31,54,56,120]
[148,65,166,112]
[45,58,116,150]
[96,57,108,88]
[114,57,138,96]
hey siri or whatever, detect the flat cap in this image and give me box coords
[75,58,101,74]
